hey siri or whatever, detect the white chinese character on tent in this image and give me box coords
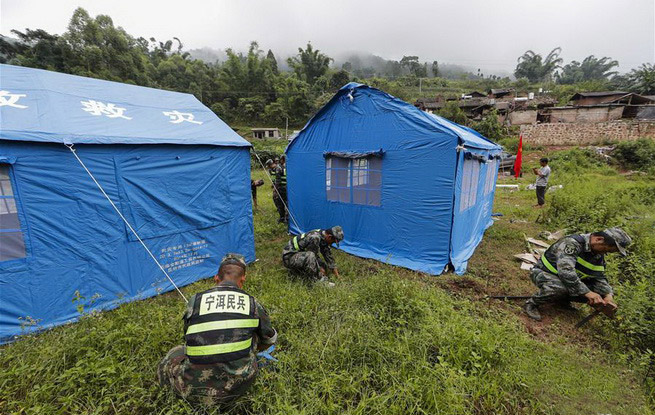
[0,90,28,109]
[80,100,132,119]
[163,110,203,125]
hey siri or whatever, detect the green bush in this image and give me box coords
[612,138,655,172]
[437,101,468,125]
[542,148,655,396]
[472,109,504,141]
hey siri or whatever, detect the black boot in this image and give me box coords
[523,300,542,321]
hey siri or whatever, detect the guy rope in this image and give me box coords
[65,143,188,303]
[251,149,301,231]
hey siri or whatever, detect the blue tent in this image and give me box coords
[286,83,502,275]
[0,64,253,342]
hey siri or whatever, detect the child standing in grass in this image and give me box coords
[533,157,551,208]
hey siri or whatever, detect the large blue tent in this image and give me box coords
[0,64,253,342]
[286,83,502,275]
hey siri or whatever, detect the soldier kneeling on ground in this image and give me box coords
[158,254,277,406]
[524,227,631,321]
[282,226,344,286]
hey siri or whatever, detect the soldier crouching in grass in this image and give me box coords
[523,227,631,321]
[282,226,343,286]
[158,254,277,406]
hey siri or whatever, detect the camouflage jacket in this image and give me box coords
[272,165,286,189]
[179,281,277,401]
[535,234,611,297]
[283,230,337,269]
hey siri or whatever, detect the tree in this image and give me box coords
[329,69,350,90]
[7,29,69,71]
[437,101,468,125]
[400,55,426,77]
[431,60,439,77]
[627,63,655,95]
[270,73,313,123]
[266,49,278,74]
[473,109,504,141]
[384,60,402,78]
[220,42,275,98]
[341,61,352,72]
[287,42,332,85]
[514,47,563,83]
[556,55,619,84]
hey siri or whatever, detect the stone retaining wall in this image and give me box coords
[519,121,655,146]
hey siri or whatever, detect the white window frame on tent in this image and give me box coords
[326,156,382,206]
[484,159,497,196]
[460,158,480,212]
[0,164,27,262]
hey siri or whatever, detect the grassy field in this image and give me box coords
[1,148,653,415]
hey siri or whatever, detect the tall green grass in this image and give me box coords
[0,164,652,414]
[543,148,655,397]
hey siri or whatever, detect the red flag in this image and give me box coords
[512,135,523,178]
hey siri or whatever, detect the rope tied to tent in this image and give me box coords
[64,143,188,303]
[251,149,301,231]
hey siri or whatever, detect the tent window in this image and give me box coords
[0,165,26,261]
[326,156,381,206]
[460,158,480,212]
[484,159,497,196]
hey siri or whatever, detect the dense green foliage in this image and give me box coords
[625,64,655,95]
[0,8,341,126]
[612,139,655,172]
[2,7,652,134]
[437,101,468,125]
[472,109,505,141]
[1,168,653,414]
[555,55,619,84]
[541,149,655,395]
[514,48,563,83]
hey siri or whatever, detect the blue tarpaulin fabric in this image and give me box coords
[0,64,249,147]
[0,65,254,343]
[286,83,501,275]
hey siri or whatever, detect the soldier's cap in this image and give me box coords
[328,226,344,246]
[602,227,632,256]
[220,253,247,269]
[265,159,274,166]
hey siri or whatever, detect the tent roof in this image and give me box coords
[0,64,249,147]
[288,82,501,152]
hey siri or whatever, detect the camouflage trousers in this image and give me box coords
[528,268,613,306]
[282,251,326,282]
[157,345,255,406]
[272,188,288,222]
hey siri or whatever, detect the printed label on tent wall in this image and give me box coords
[159,239,211,273]
[115,155,232,241]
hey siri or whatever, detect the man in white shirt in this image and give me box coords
[533,157,551,208]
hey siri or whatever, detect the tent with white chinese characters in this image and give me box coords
[286,83,502,275]
[0,64,254,342]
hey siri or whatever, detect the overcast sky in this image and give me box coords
[2,0,653,74]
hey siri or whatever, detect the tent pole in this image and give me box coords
[64,143,188,303]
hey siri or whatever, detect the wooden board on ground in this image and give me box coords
[514,253,538,264]
[526,237,550,248]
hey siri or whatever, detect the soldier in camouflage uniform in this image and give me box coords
[265,159,287,224]
[272,159,288,224]
[158,254,277,406]
[523,227,632,321]
[282,226,344,283]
